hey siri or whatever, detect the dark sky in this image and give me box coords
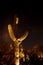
[0,8,43,49]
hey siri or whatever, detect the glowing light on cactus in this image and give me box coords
[8,16,29,65]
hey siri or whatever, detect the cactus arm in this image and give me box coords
[8,24,16,42]
[17,31,29,41]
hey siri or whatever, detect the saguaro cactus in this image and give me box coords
[8,16,29,65]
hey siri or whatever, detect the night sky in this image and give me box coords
[0,8,43,49]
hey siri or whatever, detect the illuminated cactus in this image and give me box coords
[8,16,29,65]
